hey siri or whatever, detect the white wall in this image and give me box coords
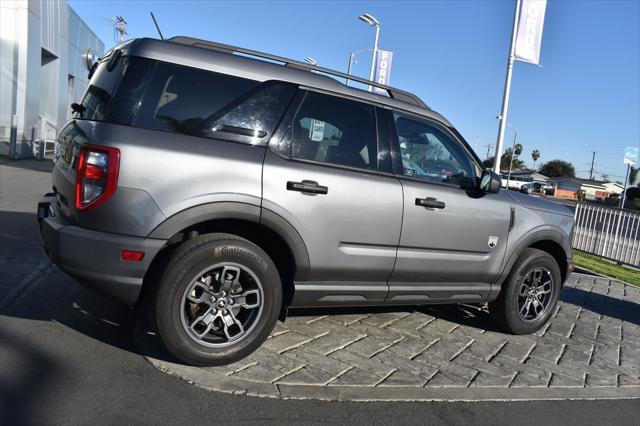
[0,0,104,158]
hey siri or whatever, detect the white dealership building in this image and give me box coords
[0,0,104,159]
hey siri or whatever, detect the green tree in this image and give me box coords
[539,160,576,178]
[513,143,523,156]
[629,166,639,186]
[531,149,541,169]
[483,149,525,171]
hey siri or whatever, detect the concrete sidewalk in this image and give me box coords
[140,273,640,401]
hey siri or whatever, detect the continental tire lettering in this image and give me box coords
[220,246,267,270]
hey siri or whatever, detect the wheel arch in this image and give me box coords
[493,227,572,298]
[138,202,310,309]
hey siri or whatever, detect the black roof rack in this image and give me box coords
[168,36,428,109]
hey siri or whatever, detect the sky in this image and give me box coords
[69,0,640,182]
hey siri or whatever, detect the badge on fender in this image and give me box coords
[488,236,498,248]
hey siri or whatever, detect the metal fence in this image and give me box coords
[573,202,640,267]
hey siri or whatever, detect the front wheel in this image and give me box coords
[489,248,561,334]
[154,233,282,366]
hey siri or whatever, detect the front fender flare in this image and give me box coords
[491,225,572,297]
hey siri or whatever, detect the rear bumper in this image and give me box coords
[38,195,167,306]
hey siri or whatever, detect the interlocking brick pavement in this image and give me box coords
[143,273,640,400]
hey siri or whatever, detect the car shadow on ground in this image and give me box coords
[0,158,54,173]
[0,325,63,425]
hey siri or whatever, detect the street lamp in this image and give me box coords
[345,48,372,86]
[304,57,318,66]
[358,13,380,91]
[505,123,519,190]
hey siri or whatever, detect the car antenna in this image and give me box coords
[150,11,164,40]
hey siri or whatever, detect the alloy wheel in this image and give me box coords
[517,267,553,321]
[180,263,264,348]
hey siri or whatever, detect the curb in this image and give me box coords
[573,268,636,288]
[144,354,640,402]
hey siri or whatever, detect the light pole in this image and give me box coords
[505,123,518,190]
[345,48,372,86]
[358,13,380,91]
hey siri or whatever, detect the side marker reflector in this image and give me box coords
[121,250,144,261]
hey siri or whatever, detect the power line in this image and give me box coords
[107,16,127,43]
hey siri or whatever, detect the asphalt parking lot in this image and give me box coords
[1,159,639,425]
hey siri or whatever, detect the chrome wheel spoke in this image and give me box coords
[233,289,261,309]
[532,269,543,285]
[539,280,552,294]
[520,299,531,317]
[189,307,217,338]
[221,310,245,342]
[187,281,216,305]
[218,265,241,294]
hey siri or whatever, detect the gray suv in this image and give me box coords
[37,36,574,366]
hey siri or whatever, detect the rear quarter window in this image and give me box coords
[77,56,296,145]
[133,61,259,134]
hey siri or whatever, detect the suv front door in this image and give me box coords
[385,111,511,304]
[263,90,402,306]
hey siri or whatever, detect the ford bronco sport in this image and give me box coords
[38,36,574,366]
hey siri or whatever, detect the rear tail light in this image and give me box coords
[75,145,120,210]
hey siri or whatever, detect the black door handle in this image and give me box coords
[287,180,328,195]
[415,197,445,209]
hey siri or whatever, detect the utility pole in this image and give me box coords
[589,151,596,180]
[485,143,493,161]
[110,16,127,43]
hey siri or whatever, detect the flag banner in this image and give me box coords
[514,0,547,65]
[373,49,394,94]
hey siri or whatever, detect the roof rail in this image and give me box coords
[168,36,428,109]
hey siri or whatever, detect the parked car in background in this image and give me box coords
[37,36,575,366]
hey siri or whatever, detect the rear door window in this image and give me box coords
[280,91,378,171]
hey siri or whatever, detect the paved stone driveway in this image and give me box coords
[143,273,640,401]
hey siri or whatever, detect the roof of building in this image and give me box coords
[500,169,549,179]
[550,177,611,189]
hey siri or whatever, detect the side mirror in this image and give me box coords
[480,170,501,194]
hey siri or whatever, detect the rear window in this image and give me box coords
[77,56,296,144]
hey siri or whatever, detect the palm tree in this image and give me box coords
[531,150,540,170]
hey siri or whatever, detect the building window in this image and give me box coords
[67,75,75,119]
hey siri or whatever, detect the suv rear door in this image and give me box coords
[385,111,511,304]
[263,90,402,306]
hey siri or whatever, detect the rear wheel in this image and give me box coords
[489,248,561,334]
[154,233,282,366]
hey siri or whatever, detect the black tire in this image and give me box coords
[489,248,561,334]
[154,233,282,366]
